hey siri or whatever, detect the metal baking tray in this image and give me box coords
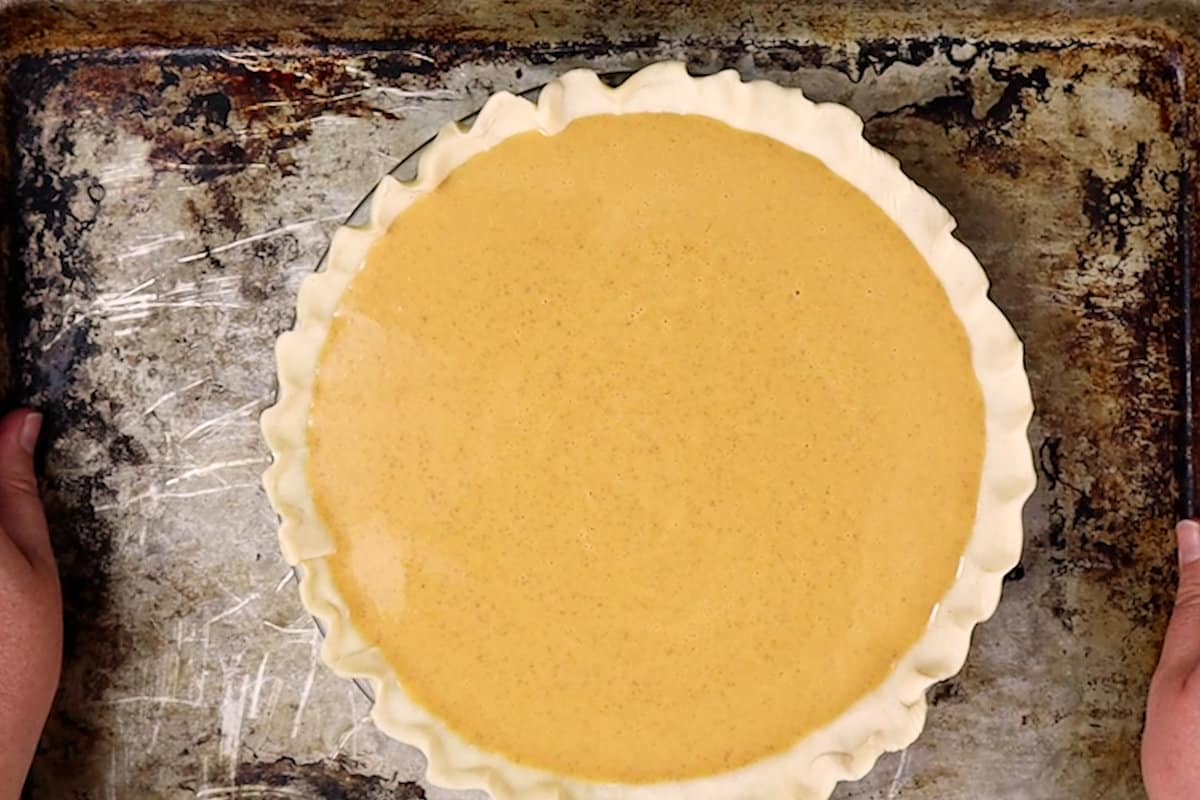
[2,1,1194,797]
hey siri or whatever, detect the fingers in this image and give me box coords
[0,519,33,581]
[1155,519,1200,684]
[0,410,53,572]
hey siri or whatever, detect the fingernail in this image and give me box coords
[1178,519,1200,566]
[19,412,41,456]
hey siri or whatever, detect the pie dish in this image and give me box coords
[261,62,1035,799]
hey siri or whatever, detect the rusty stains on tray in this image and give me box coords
[229,757,426,800]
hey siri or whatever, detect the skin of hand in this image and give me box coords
[0,411,61,800]
[1143,518,1200,799]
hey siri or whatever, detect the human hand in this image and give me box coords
[1143,519,1200,799]
[0,411,60,800]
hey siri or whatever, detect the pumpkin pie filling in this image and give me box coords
[306,114,985,782]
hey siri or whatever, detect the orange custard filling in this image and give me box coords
[306,113,984,782]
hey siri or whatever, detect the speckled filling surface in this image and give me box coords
[307,113,984,781]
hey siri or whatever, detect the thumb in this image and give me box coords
[0,409,52,572]
[1156,519,1200,683]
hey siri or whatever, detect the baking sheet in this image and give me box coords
[0,2,1194,798]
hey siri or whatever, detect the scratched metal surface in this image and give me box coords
[0,2,1195,798]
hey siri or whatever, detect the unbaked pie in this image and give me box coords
[262,62,1035,799]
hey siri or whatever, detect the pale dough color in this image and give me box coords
[307,114,984,783]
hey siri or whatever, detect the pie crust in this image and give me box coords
[261,61,1036,799]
